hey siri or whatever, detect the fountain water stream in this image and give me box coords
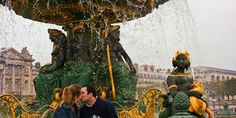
[0,0,200,68]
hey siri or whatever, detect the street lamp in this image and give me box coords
[212,98,216,117]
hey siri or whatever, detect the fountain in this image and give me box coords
[0,0,214,118]
[0,0,170,118]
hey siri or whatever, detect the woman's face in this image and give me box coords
[74,94,81,103]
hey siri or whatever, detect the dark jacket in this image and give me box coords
[54,103,79,118]
[80,97,118,118]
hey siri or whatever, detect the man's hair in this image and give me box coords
[82,84,97,97]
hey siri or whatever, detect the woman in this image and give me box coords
[54,85,81,118]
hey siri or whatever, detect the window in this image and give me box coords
[15,66,21,76]
[5,66,12,75]
[15,79,21,94]
[222,76,225,81]
[5,78,12,93]
[216,75,220,81]
[24,67,29,77]
[211,75,215,81]
[25,80,28,84]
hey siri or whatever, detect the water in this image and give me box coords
[0,0,200,68]
[0,4,61,65]
[119,0,200,69]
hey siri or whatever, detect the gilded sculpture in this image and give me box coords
[159,50,213,118]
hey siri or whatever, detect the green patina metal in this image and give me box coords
[34,60,137,107]
[169,92,197,118]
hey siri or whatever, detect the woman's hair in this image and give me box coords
[61,85,80,107]
[62,86,73,106]
[70,84,80,96]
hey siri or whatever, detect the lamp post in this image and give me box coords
[0,70,2,94]
[212,98,216,118]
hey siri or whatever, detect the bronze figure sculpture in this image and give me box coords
[105,25,136,74]
[40,29,67,73]
[159,50,213,118]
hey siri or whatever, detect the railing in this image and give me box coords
[0,94,42,118]
[1,88,164,118]
[119,88,163,118]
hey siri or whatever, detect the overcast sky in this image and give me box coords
[0,0,236,71]
[187,0,236,70]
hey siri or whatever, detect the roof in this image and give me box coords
[195,66,236,75]
[0,47,34,62]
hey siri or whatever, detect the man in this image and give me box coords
[80,85,118,118]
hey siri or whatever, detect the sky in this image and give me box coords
[0,0,236,71]
[187,0,236,70]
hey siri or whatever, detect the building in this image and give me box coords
[193,66,236,113]
[193,66,236,82]
[0,47,40,99]
[134,63,170,98]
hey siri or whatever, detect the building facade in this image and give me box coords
[0,47,40,99]
[134,63,169,98]
[193,66,236,113]
[193,66,236,82]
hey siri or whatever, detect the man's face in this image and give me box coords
[80,87,91,103]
